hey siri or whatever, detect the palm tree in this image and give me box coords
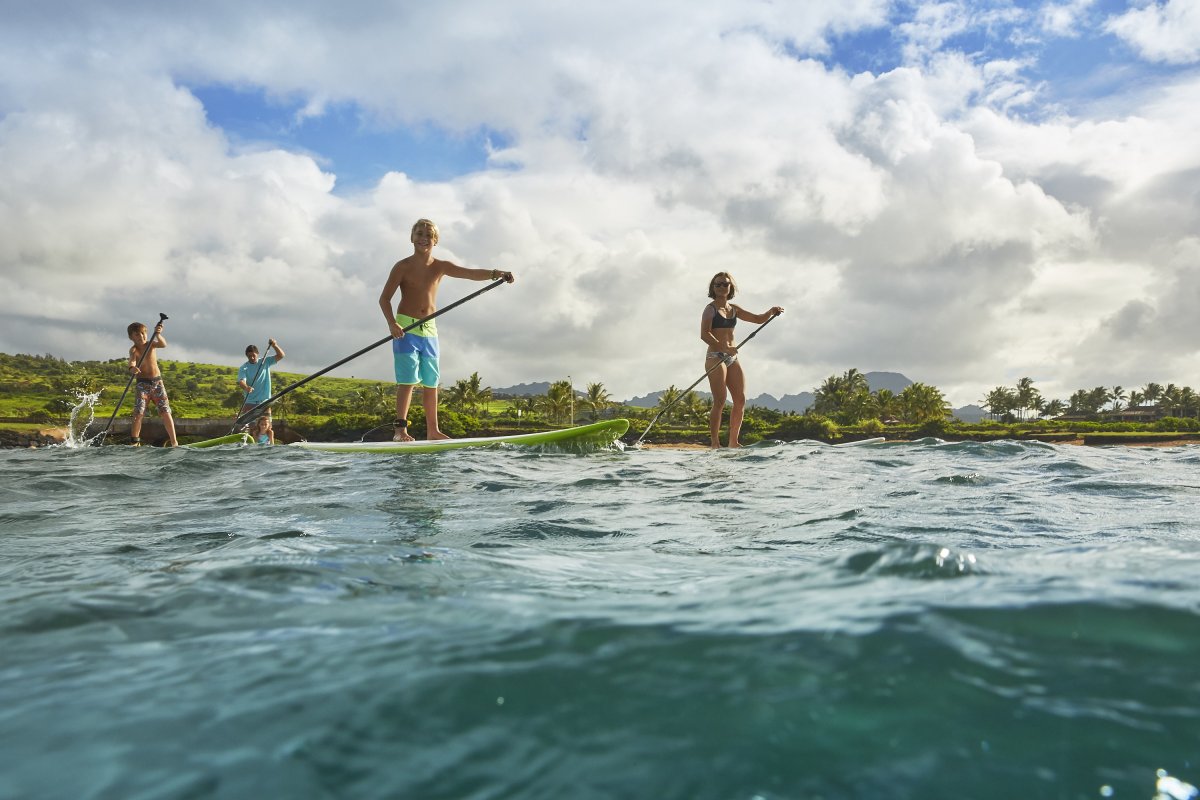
[463,372,491,415]
[1030,395,1046,418]
[813,369,871,422]
[983,386,1016,421]
[1015,377,1039,421]
[1178,386,1198,418]
[357,384,391,417]
[543,380,574,424]
[1143,382,1163,406]
[1067,388,1103,416]
[274,392,294,418]
[516,394,540,425]
[897,383,951,424]
[813,374,843,415]
[688,392,712,426]
[1161,384,1182,417]
[655,386,683,424]
[581,382,613,421]
[1042,399,1066,418]
[1108,385,1126,412]
[872,388,898,421]
[442,379,469,412]
[681,390,710,425]
[1075,391,1094,417]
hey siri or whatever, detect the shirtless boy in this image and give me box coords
[378,219,515,441]
[127,320,179,447]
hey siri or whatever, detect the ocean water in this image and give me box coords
[2,437,1199,800]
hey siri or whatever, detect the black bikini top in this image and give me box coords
[710,305,737,329]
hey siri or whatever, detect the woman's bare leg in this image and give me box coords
[726,360,747,448]
[706,359,728,448]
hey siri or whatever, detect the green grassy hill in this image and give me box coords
[0,352,534,442]
[0,352,400,420]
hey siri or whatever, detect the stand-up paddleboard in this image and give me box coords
[290,419,630,454]
[833,437,886,447]
[186,433,254,448]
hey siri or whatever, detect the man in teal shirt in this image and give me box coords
[237,339,285,443]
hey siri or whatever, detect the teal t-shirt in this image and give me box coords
[238,355,277,405]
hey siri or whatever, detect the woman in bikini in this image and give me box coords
[700,272,783,448]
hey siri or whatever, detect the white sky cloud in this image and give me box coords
[1,0,1199,410]
[1106,0,1200,64]
[1040,0,1097,38]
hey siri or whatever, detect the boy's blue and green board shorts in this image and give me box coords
[393,313,439,388]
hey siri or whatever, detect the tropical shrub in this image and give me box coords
[1154,416,1200,432]
[773,413,838,441]
[857,418,885,435]
[916,417,949,438]
[313,413,389,440]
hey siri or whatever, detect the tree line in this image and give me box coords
[982,378,1200,421]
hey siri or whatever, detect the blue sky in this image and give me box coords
[190,85,512,190]
[2,1,1200,405]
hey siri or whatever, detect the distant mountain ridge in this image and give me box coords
[494,371,981,420]
[493,381,556,397]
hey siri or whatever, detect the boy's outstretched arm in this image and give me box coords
[443,263,516,283]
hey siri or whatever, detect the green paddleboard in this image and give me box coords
[290,419,630,454]
[186,433,254,448]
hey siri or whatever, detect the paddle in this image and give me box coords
[231,278,509,430]
[630,311,780,448]
[94,313,168,445]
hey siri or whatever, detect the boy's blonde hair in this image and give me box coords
[707,272,737,300]
[411,218,439,244]
[127,322,146,339]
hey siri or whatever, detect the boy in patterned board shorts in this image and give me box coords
[127,320,178,447]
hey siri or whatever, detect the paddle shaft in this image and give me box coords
[633,312,779,447]
[231,278,508,429]
[95,313,169,444]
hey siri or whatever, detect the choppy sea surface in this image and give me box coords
[2,437,1199,800]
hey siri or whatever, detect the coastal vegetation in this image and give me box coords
[2,353,1197,445]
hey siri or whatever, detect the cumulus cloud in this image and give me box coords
[1106,0,1200,64]
[1040,0,1096,38]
